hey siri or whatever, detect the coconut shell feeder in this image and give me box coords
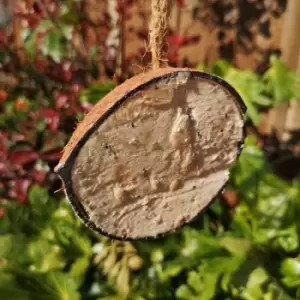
[55,0,246,240]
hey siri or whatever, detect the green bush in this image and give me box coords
[1,2,300,298]
[1,134,300,300]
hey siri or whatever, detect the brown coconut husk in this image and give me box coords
[55,68,245,240]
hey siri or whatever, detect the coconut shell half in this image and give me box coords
[55,68,246,240]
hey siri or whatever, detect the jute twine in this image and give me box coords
[149,0,170,69]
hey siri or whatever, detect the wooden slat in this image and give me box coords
[265,0,300,139]
[285,52,300,132]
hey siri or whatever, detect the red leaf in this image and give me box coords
[0,29,8,45]
[222,190,239,208]
[8,150,39,166]
[62,62,72,82]
[8,179,31,203]
[41,148,62,161]
[176,0,185,7]
[33,2,43,14]
[54,92,68,109]
[36,59,48,72]
[0,163,9,174]
[168,34,200,47]
[46,62,73,83]
[32,169,46,184]
[182,35,200,46]
[0,207,5,217]
[168,34,186,46]
[71,83,84,94]
[40,109,60,132]
[80,20,89,30]
[168,51,180,63]
[0,89,8,103]
[11,133,25,142]
[0,131,9,174]
[63,70,72,82]
[136,30,147,39]
[0,131,8,158]
[82,101,93,112]
[27,15,40,28]
[48,2,58,14]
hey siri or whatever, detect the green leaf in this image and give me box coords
[263,55,300,106]
[59,11,80,25]
[245,267,269,298]
[160,261,183,280]
[281,258,300,277]
[0,272,31,300]
[221,256,246,291]
[187,271,203,294]
[282,276,300,288]
[69,256,90,286]
[27,185,57,230]
[41,32,66,63]
[28,239,65,273]
[254,226,299,252]
[151,248,164,263]
[24,30,38,59]
[80,83,115,104]
[181,228,225,259]
[2,268,79,300]
[50,218,91,257]
[0,234,30,266]
[46,271,81,300]
[231,135,267,200]
[224,68,272,125]
[219,236,252,256]
[23,21,53,58]
[199,272,220,300]
[116,264,130,296]
[209,59,231,77]
[28,185,51,210]
[176,284,196,300]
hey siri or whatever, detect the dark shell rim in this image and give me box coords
[55,70,247,241]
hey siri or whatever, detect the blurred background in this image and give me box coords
[1,0,300,299]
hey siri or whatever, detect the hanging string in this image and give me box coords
[149,0,170,69]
